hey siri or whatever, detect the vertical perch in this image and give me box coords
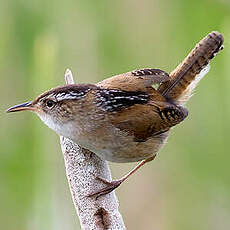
[60,69,126,230]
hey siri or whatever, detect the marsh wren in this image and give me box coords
[7,31,224,197]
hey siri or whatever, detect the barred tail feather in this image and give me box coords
[158,31,224,105]
[176,64,210,105]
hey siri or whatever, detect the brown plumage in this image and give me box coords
[7,31,224,197]
[96,69,188,143]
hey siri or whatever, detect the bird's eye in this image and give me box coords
[46,100,55,108]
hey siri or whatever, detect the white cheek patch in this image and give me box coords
[36,111,77,140]
[37,112,60,134]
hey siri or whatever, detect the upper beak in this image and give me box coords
[6,101,34,113]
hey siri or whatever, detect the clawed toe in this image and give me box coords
[88,177,123,199]
[87,156,156,199]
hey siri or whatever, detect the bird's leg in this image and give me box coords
[88,155,156,199]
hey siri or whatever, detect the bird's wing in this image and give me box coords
[97,68,170,92]
[95,87,187,142]
[108,101,188,142]
[96,68,186,141]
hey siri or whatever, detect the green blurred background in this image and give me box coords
[1,0,230,229]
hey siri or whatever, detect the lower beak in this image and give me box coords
[6,101,34,113]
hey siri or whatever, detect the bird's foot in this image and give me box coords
[88,177,123,199]
[88,156,156,199]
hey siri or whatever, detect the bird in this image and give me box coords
[7,31,224,197]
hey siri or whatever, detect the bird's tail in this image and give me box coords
[158,31,224,105]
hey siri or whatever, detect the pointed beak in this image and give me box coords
[6,101,34,113]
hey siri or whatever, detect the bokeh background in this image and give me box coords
[1,0,230,229]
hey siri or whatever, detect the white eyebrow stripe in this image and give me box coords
[56,94,79,100]
[49,89,91,102]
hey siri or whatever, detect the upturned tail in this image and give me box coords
[158,31,224,105]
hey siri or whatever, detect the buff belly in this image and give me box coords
[81,131,170,163]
